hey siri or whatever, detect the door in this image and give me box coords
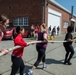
[48,8,62,35]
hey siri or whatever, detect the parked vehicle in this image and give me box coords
[3,27,15,39]
[23,30,31,38]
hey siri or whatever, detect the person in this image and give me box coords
[28,23,48,75]
[48,25,51,35]
[51,26,56,40]
[0,15,9,54]
[49,25,51,31]
[57,26,60,35]
[51,26,56,36]
[31,24,35,37]
[10,26,29,75]
[34,26,39,40]
[0,15,9,41]
[63,25,75,65]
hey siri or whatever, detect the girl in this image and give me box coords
[10,26,29,75]
[28,23,48,75]
[63,26,75,65]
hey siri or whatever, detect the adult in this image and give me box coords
[48,25,51,35]
[57,26,60,35]
[63,26,75,65]
[31,24,35,37]
[28,23,48,75]
[0,15,9,53]
[10,26,29,75]
[51,26,56,38]
[0,15,9,41]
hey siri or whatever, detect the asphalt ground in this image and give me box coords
[0,33,76,75]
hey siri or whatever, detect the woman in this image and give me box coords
[0,15,9,41]
[28,23,48,75]
[63,26,75,65]
[0,15,9,54]
[10,26,29,75]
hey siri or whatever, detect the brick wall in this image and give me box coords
[0,0,76,32]
[46,2,76,33]
[0,0,45,30]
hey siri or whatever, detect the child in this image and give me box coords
[10,26,29,75]
[63,26,75,65]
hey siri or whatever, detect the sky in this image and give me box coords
[55,0,76,15]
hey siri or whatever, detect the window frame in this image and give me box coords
[13,17,29,26]
[63,21,69,28]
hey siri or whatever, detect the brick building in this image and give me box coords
[0,0,76,34]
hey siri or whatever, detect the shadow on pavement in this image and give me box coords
[16,65,32,75]
[46,56,76,65]
[46,58,63,64]
[73,56,76,59]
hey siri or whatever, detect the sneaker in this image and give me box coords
[42,65,48,69]
[23,73,26,75]
[67,62,72,65]
[28,71,33,75]
[63,61,67,65]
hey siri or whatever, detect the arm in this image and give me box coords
[43,33,48,43]
[67,38,73,42]
[14,37,28,47]
[67,34,73,42]
[0,31,4,42]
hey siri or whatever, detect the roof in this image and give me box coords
[48,0,76,16]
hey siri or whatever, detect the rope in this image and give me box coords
[0,40,67,57]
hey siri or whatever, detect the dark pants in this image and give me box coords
[34,46,46,67]
[10,56,25,75]
[63,44,75,62]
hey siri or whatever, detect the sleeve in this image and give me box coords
[43,31,47,34]
[14,36,28,47]
[67,33,72,40]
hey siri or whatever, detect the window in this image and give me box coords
[14,17,29,26]
[63,22,69,28]
[14,18,18,26]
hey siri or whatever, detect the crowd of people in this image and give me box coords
[0,14,75,75]
[48,25,60,37]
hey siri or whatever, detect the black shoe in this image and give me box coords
[63,61,67,64]
[67,62,72,65]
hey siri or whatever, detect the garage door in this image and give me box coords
[48,8,62,34]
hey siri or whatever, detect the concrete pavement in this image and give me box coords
[0,33,76,75]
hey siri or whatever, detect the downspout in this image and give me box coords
[70,6,74,25]
[42,0,48,23]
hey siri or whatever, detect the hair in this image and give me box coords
[67,25,74,33]
[40,23,47,31]
[13,26,24,39]
[0,15,8,23]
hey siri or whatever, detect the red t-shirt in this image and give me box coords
[35,28,38,34]
[12,34,28,57]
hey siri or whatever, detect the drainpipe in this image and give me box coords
[42,0,48,23]
[70,6,76,32]
[70,6,74,25]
